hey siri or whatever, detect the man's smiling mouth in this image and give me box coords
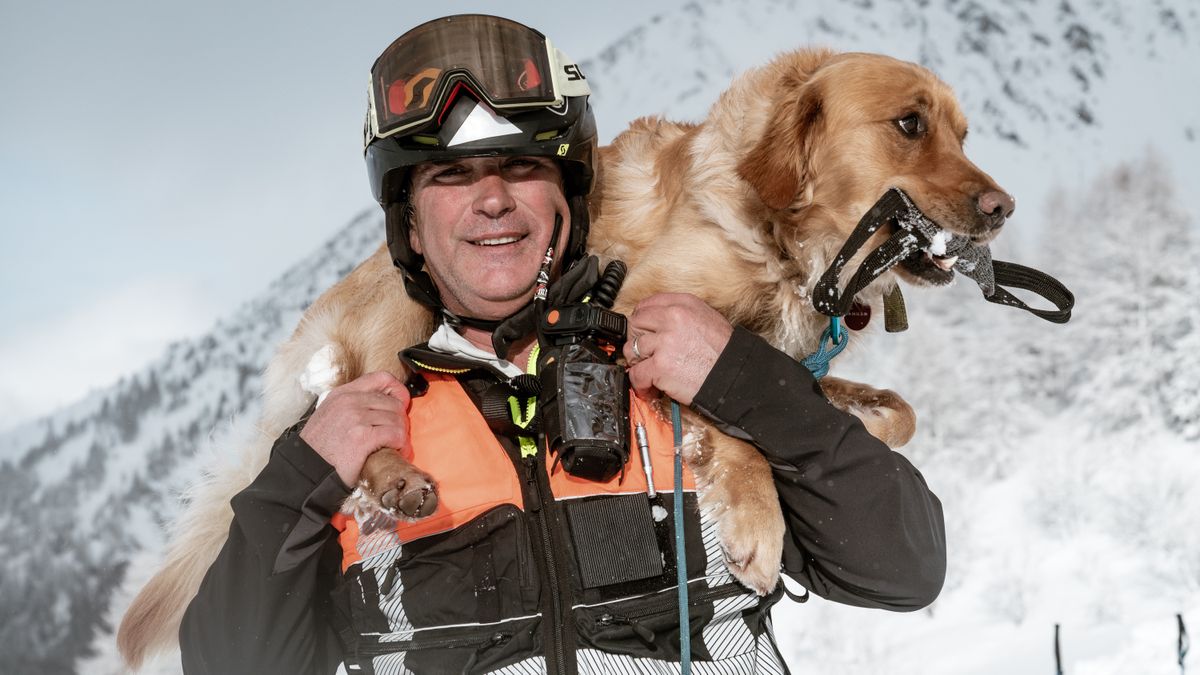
[471,234,526,246]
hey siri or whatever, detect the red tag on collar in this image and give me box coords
[845,302,871,330]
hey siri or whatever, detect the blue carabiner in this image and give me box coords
[801,317,849,380]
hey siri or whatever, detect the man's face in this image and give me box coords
[408,156,570,321]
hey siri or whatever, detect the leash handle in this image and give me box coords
[987,260,1075,323]
[811,187,1077,326]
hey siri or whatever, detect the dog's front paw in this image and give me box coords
[819,376,917,448]
[715,499,785,596]
[345,449,439,532]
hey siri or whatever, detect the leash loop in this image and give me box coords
[988,260,1075,323]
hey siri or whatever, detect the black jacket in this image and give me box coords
[180,327,945,674]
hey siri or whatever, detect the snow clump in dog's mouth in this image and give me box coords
[891,207,963,285]
[894,213,994,293]
[922,229,960,272]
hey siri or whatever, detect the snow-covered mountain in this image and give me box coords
[0,209,384,673]
[2,0,1198,672]
[583,0,1200,235]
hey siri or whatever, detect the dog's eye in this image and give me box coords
[896,114,926,138]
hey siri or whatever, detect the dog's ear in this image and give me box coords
[737,80,823,211]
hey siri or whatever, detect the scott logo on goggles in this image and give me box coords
[563,64,586,81]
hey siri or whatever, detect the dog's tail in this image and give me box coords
[116,501,232,668]
[116,425,277,669]
[117,313,338,669]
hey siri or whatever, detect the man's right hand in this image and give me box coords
[299,371,412,487]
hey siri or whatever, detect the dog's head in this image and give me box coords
[736,50,1013,286]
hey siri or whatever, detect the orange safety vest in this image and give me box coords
[331,373,695,571]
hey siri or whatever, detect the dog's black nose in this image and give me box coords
[978,190,1015,229]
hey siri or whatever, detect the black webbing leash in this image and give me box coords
[989,260,1074,323]
[812,187,1075,324]
[813,189,926,318]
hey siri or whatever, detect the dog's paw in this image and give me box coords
[346,449,439,530]
[819,376,917,448]
[365,460,438,520]
[345,496,399,537]
[715,501,785,596]
[376,472,438,519]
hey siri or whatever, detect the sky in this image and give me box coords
[0,0,686,432]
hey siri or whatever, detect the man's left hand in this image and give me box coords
[623,293,733,406]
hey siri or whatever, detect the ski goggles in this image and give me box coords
[365,14,591,146]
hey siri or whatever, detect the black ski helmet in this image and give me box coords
[363,15,598,319]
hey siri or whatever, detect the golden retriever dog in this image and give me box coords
[118,47,1011,668]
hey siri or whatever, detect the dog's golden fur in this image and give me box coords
[118,48,1008,669]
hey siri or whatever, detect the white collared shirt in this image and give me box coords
[426,321,525,379]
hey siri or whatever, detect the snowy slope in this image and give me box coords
[3,0,1198,673]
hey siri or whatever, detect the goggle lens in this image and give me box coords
[370,15,557,138]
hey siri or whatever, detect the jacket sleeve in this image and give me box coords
[179,424,352,674]
[690,327,946,611]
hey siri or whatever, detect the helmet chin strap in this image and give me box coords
[438,310,505,332]
[492,254,601,360]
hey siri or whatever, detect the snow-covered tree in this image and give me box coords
[1039,152,1199,441]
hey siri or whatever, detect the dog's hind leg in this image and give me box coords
[683,415,786,596]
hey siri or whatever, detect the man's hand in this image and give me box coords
[300,371,412,487]
[622,293,733,406]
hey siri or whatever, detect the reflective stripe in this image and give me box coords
[361,544,414,633]
[479,635,788,675]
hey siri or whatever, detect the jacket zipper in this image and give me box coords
[594,581,747,626]
[522,453,572,675]
[408,358,471,375]
[593,582,749,647]
[357,630,511,657]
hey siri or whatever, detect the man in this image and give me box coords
[180,15,945,674]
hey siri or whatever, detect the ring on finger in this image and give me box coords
[632,334,644,361]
